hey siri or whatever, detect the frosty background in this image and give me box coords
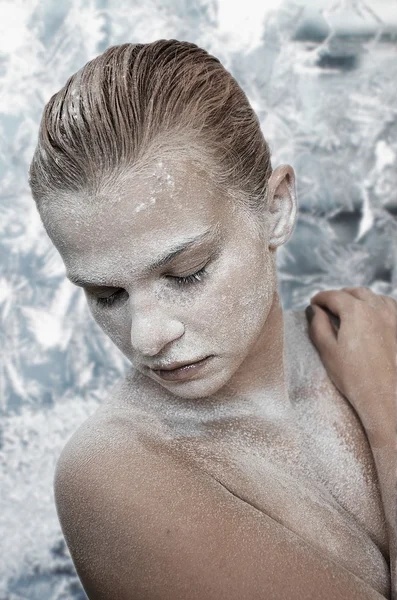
[0,0,396,598]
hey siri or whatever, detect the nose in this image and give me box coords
[130,305,185,357]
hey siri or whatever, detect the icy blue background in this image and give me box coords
[1,0,396,598]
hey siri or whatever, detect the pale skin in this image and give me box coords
[42,159,395,599]
[307,288,397,600]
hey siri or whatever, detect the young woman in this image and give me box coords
[29,40,396,599]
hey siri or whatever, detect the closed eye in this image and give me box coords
[94,265,209,308]
[94,289,128,308]
[169,265,208,287]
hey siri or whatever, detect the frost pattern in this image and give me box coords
[0,0,396,598]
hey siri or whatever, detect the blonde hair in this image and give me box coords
[29,40,272,217]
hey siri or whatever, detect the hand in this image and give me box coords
[305,286,397,423]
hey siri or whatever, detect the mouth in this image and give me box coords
[149,356,213,382]
[151,357,209,371]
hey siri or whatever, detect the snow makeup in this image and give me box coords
[40,158,297,401]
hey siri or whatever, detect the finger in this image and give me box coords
[379,296,397,330]
[380,294,397,313]
[306,304,338,349]
[323,306,341,331]
[341,286,376,301]
[310,289,355,318]
[342,286,386,310]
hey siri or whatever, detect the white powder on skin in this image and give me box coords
[135,196,157,212]
[284,311,387,543]
[134,160,175,212]
[42,160,391,597]
[100,359,390,596]
[45,161,282,402]
[103,309,390,595]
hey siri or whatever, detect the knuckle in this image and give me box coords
[328,289,344,300]
[357,286,372,296]
[311,290,329,300]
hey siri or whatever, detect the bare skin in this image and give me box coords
[45,160,393,599]
[307,287,397,599]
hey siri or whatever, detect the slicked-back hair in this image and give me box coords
[28,40,273,217]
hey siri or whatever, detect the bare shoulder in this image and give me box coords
[53,375,387,600]
[283,308,330,394]
[283,308,376,453]
[284,307,358,407]
[284,309,389,554]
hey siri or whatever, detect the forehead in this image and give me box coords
[43,159,231,277]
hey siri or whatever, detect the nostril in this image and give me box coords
[130,318,185,357]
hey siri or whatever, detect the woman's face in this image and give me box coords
[42,159,282,400]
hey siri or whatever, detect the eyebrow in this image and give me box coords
[66,223,222,288]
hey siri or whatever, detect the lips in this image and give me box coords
[149,356,213,382]
[151,357,208,371]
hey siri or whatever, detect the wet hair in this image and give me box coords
[28,40,273,220]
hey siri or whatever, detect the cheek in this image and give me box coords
[198,252,274,335]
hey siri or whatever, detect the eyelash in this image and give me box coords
[94,265,208,308]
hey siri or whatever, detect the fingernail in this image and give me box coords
[305,305,315,324]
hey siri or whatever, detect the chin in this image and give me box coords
[153,366,236,401]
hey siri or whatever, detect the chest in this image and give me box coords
[108,324,390,596]
[145,378,389,595]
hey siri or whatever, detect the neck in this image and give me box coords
[214,289,290,413]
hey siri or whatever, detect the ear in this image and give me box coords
[266,165,297,250]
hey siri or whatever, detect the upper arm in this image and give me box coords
[54,426,387,600]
